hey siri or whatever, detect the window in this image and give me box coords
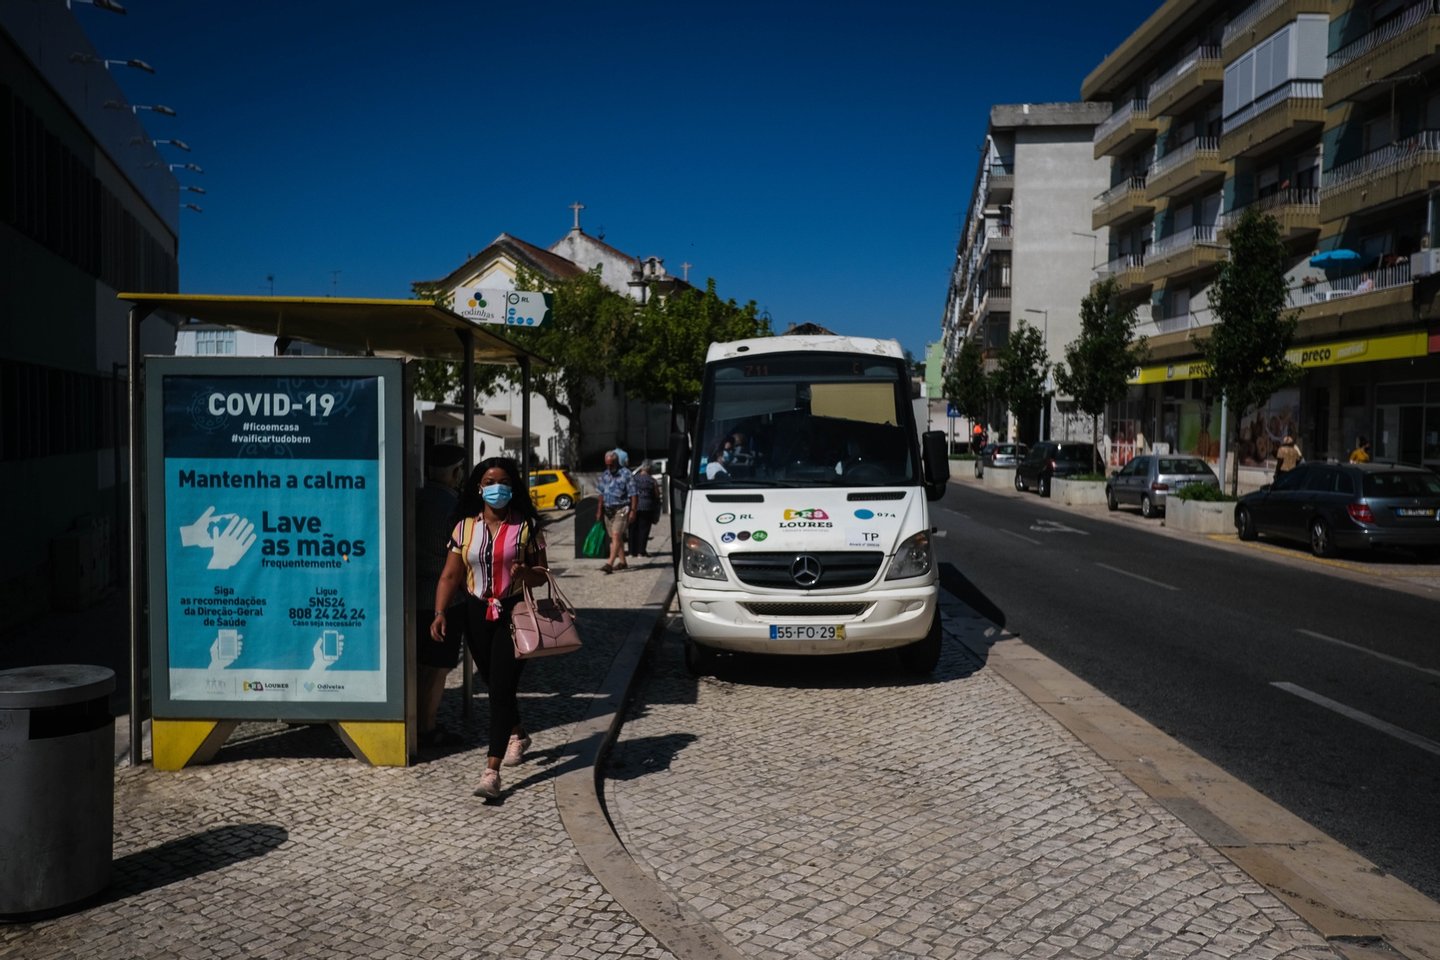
[194,330,237,356]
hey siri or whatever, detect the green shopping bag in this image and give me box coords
[581,520,607,558]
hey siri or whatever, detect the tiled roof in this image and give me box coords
[414,232,585,292]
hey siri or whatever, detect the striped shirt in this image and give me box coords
[448,516,543,620]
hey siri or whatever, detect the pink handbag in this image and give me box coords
[510,568,581,659]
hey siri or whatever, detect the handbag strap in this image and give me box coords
[521,567,576,618]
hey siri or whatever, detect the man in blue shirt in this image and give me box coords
[595,449,637,573]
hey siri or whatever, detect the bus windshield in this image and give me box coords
[694,352,918,487]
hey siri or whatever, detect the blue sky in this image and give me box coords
[84,1,1160,359]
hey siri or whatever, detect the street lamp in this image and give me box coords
[1072,231,1100,271]
[105,99,176,117]
[176,185,206,195]
[136,137,191,152]
[168,162,203,174]
[183,203,202,213]
[1025,307,1049,442]
[70,52,151,72]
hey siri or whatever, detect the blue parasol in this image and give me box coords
[1309,248,1361,266]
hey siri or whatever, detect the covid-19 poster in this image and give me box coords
[147,358,406,719]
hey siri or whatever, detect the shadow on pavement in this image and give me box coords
[938,561,1006,629]
[605,732,699,781]
[106,823,288,902]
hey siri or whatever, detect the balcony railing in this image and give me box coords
[1148,46,1221,103]
[1328,0,1438,73]
[1294,260,1412,304]
[1154,312,1200,335]
[1219,186,1320,228]
[1096,252,1145,280]
[990,157,1014,177]
[1323,129,1440,190]
[1223,0,1288,45]
[1096,176,1148,205]
[1150,136,1220,181]
[1222,81,1323,134]
[984,223,1013,240]
[1096,100,1148,144]
[1150,224,1222,261]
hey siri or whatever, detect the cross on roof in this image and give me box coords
[569,201,584,231]
[681,261,692,281]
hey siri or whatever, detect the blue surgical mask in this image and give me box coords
[481,483,513,508]
[722,449,735,463]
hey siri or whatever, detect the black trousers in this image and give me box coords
[629,510,653,556]
[464,594,527,759]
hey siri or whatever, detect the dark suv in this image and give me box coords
[1014,441,1100,498]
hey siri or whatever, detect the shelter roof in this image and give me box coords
[116,294,549,367]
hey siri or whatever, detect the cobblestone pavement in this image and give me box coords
[607,600,1346,960]
[1,518,679,960]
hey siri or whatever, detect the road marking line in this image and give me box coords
[1031,519,1088,535]
[1270,682,1440,758]
[1297,628,1440,680]
[998,528,1042,546]
[1095,562,1178,591]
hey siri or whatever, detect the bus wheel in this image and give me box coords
[684,636,716,676]
[898,614,941,675]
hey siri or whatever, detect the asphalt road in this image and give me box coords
[933,481,1440,902]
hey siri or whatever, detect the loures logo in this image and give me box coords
[780,508,832,529]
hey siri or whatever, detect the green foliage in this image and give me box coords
[943,331,989,425]
[1193,207,1301,492]
[616,279,768,415]
[1055,277,1149,453]
[989,321,1048,421]
[1175,484,1237,502]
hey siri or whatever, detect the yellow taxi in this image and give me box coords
[528,469,580,510]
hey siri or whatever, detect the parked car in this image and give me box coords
[1234,462,1440,558]
[528,469,580,510]
[1106,454,1219,518]
[1014,441,1100,497]
[975,442,1027,478]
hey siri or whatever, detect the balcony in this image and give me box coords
[986,157,1015,202]
[1092,176,1153,230]
[1148,46,1224,117]
[1146,137,1226,198]
[1145,225,1226,285]
[1219,187,1321,239]
[1222,0,1331,64]
[1295,260,1414,334]
[1095,253,1151,296]
[1220,81,1324,160]
[1326,0,1440,106]
[1094,100,1159,159]
[981,222,1014,259]
[978,285,1012,321]
[1321,129,1440,221]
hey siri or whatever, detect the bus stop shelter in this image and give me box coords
[117,294,551,765]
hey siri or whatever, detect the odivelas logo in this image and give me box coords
[242,680,291,692]
[780,508,833,529]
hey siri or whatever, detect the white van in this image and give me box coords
[670,335,950,674]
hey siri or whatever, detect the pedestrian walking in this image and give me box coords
[431,457,547,799]
[629,462,659,558]
[1349,435,1371,463]
[595,449,636,573]
[1274,434,1303,483]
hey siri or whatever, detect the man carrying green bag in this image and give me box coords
[581,519,607,558]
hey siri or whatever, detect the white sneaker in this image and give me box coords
[502,733,532,767]
[473,768,501,799]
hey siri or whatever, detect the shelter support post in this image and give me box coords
[458,329,476,717]
[128,305,154,767]
[152,719,238,770]
[331,721,408,766]
[520,357,532,478]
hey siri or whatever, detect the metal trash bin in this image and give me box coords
[0,664,115,918]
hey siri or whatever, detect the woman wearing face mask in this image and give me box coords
[431,457,546,799]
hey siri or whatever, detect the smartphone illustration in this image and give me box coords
[217,629,241,660]
[321,629,342,660]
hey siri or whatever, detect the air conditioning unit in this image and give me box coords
[1411,248,1440,278]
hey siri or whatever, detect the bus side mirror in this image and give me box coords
[922,430,949,500]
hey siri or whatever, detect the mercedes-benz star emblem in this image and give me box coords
[790,555,822,587]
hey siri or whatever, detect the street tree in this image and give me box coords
[942,331,989,434]
[1192,206,1301,494]
[1054,277,1149,457]
[989,320,1048,442]
[616,279,768,437]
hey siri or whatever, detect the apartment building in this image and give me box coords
[941,102,1110,444]
[1,4,180,627]
[1085,0,1440,473]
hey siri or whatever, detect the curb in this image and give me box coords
[555,572,748,960]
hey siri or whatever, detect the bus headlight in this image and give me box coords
[884,530,932,580]
[681,533,727,581]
